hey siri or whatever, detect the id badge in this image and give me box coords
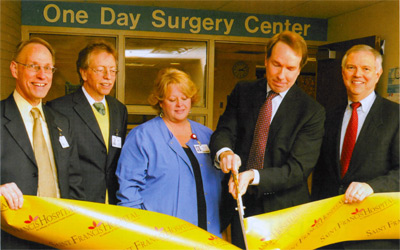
[112,135,122,148]
[194,144,210,154]
[59,136,70,148]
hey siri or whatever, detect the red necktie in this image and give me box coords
[247,91,278,170]
[340,102,361,178]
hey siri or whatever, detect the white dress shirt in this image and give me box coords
[339,91,376,156]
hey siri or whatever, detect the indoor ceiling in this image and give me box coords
[89,0,388,19]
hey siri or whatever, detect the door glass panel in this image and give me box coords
[30,34,116,102]
[124,38,207,107]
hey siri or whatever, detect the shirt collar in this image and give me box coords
[82,86,106,106]
[13,90,45,120]
[347,91,376,113]
[266,84,289,99]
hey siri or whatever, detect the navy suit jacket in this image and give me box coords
[210,78,326,229]
[312,94,399,249]
[47,88,127,204]
[1,94,84,249]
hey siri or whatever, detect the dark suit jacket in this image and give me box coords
[47,88,127,204]
[312,94,399,249]
[1,94,84,249]
[210,78,326,229]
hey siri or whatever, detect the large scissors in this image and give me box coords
[232,172,248,250]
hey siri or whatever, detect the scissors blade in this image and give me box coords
[232,173,248,250]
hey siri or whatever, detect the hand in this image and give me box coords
[0,182,24,210]
[344,182,374,204]
[219,151,241,175]
[228,170,254,199]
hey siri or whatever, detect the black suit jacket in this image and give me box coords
[312,94,399,249]
[1,94,84,249]
[47,88,127,204]
[210,78,326,229]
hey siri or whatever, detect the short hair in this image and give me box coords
[341,44,383,72]
[13,37,55,64]
[265,31,308,69]
[76,40,117,84]
[148,68,199,113]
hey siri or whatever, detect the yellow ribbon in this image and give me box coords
[1,196,238,249]
[1,193,399,249]
[246,192,400,249]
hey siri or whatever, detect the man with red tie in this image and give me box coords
[210,31,326,248]
[312,45,399,249]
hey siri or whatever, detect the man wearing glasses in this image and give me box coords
[48,41,127,205]
[1,37,85,249]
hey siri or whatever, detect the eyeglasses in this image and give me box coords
[14,61,56,74]
[89,67,118,76]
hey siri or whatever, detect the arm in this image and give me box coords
[116,130,148,209]
[210,84,243,175]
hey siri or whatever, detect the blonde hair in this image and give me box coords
[148,68,199,112]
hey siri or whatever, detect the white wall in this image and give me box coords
[327,0,399,103]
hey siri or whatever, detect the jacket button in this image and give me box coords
[339,185,345,194]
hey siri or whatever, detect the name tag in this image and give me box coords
[59,136,70,148]
[112,135,122,148]
[194,144,210,154]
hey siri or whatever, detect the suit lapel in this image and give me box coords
[72,89,106,146]
[3,96,36,165]
[43,105,62,167]
[267,85,300,144]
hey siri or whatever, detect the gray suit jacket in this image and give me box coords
[1,94,84,249]
[47,88,127,204]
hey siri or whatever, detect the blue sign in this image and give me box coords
[22,1,327,41]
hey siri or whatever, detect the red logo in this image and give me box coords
[154,226,164,232]
[311,218,322,227]
[208,235,218,240]
[24,215,38,224]
[88,221,102,230]
[351,208,365,215]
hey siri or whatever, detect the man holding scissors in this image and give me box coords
[210,31,325,249]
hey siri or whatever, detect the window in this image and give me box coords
[124,38,207,108]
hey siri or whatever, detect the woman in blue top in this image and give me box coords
[116,68,224,237]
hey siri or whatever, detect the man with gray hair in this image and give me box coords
[312,45,399,249]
